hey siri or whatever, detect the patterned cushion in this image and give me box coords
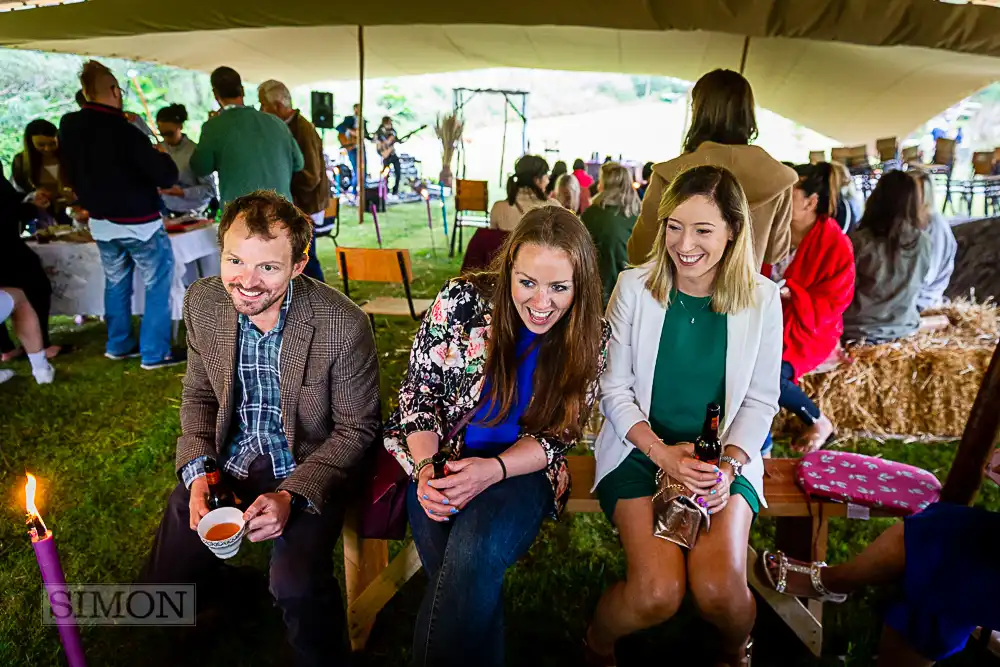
[796,451,941,516]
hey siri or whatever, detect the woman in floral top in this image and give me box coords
[384,206,610,667]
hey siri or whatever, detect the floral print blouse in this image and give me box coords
[383,277,610,516]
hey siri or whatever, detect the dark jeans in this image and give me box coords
[137,456,349,667]
[763,361,822,454]
[383,152,401,194]
[303,215,325,283]
[0,252,53,353]
[406,470,552,667]
[779,360,821,425]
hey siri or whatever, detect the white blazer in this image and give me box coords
[592,264,782,507]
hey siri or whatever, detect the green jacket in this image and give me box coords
[190,106,304,205]
[581,203,638,305]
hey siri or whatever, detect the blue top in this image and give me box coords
[464,327,540,454]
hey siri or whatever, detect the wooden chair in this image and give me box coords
[875,137,899,169]
[901,145,921,165]
[335,247,434,322]
[314,197,340,245]
[929,138,960,214]
[449,179,490,258]
[808,150,826,165]
[342,456,891,656]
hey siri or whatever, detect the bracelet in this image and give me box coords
[494,456,508,481]
[413,457,435,480]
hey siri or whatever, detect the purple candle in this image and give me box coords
[369,203,383,248]
[26,474,87,667]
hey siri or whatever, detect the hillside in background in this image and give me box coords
[2,48,998,189]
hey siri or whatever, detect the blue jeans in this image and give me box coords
[96,228,174,364]
[762,361,822,455]
[303,220,325,283]
[347,149,359,192]
[406,470,552,667]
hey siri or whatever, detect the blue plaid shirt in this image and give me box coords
[181,283,296,488]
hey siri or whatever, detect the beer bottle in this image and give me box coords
[693,403,722,465]
[204,459,235,510]
[432,452,449,479]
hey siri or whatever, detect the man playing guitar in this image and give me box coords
[375,116,402,196]
[335,104,368,193]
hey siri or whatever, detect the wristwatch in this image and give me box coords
[720,456,744,478]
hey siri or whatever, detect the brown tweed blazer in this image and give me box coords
[176,275,381,511]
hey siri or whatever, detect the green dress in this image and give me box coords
[596,291,760,519]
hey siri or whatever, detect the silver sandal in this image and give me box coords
[758,550,847,603]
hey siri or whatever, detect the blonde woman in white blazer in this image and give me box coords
[585,166,781,667]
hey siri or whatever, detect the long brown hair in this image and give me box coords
[857,170,926,260]
[683,69,758,154]
[468,206,603,441]
[21,119,59,190]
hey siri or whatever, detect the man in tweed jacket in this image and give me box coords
[138,191,380,664]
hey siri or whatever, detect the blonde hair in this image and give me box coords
[554,173,581,213]
[592,161,641,217]
[645,165,757,314]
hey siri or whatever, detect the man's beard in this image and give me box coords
[228,284,282,316]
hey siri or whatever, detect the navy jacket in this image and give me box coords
[59,103,178,224]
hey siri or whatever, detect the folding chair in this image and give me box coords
[932,138,959,214]
[968,151,1000,217]
[314,197,341,245]
[875,137,900,170]
[336,247,434,323]
[901,145,921,165]
[808,150,826,165]
[449,179,490,258]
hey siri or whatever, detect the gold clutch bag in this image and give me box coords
[651,470,710,549]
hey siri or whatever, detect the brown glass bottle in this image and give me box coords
[432,452,449,478]
[693,403,722,465]
[204,459,235,510]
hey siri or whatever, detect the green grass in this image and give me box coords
[0,201,996,666]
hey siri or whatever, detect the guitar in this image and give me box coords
[377,125,428,159]
[338,130,359,149]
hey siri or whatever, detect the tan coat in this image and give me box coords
[627,142,798,267]
[489,187,560,232]
[176,276,381,511]
[288,111,331,215]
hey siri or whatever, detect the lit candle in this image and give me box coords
[333,166,341,196]
[369,203,383,248]
[25,473,87,667]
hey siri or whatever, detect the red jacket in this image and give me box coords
[781,216,855,381]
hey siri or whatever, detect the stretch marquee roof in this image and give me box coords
[2,0,1000,143]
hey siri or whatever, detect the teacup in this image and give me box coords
[197,507,246,559]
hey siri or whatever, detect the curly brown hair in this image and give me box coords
[218,191,312,261]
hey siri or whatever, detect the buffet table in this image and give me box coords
[28,223,220,321]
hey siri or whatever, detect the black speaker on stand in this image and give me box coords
[311,91,334,129]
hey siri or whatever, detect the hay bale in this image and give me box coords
[776,299,998,438]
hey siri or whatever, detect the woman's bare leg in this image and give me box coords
[4,288,44,353]
[822,521,906,594]
[587,497,687,656]
[687,495,755,655]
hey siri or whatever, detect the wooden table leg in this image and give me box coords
[342,511,389,651]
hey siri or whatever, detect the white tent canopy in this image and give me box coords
[2,0,1000,143]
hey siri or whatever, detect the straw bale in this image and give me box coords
[774,299,998,439]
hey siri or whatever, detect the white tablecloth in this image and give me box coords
[28,224,221,320]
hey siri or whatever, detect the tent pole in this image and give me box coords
[739,36,751,75]
[940,340,1000,505]
[358,24,366,225]
[521,93,527,155]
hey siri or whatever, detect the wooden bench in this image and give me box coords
[342,456,892,656]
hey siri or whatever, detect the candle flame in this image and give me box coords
[25,473,39,516]
[421,190,430,201]
[381,166,391,177]
[632,181,640,190]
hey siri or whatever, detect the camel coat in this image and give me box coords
[627,142,798,268]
